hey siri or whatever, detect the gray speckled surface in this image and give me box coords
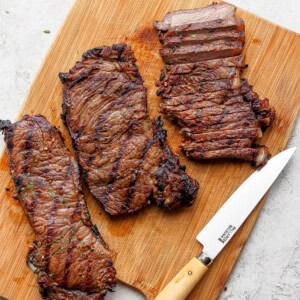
[0,1,299,299]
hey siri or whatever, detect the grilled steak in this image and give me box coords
[59,44,198,216]
[154,3,275,167]
[0,115,116,299]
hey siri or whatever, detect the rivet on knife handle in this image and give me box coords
[155,256,208,300]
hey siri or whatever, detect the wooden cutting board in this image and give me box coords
[0,0,299,299]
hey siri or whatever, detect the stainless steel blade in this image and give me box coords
[196,147,297,261]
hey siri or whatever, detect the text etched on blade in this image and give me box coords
[218,225,236,244]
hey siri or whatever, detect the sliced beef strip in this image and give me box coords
[182,146,270,167]
[60,44,199,216]
[181,138,253,152]
[154,2,236,31]
[160,89,242,107]
[162,55,245,75]
[157,66,241,87]
[181,114,259,135]
[180,110,258,128]
[183,127,262,143]
[158,77,241,98]
[163,29,245,47]
[160,18,245,39]
[0,115,116,300]
[162,101,253,124]
[160,39,244,64]
[161,95,244,113]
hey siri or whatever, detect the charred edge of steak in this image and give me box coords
[153,116,199,209]
[252,144,271,168]
[0,119,12,132]
[239,79,275,130]
[153,2,236,31]
[0,119,13,150]
[59,43,137,84]
[59,43,137,125]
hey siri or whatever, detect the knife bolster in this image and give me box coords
[198,252,212,266]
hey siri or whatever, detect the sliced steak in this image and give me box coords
[59,44,199,216]
[163,55,245,75]
[154,2,236,31]
[154,3,275,167]
[161,91,242,108]
[158,77,241,98]
[161,18,245,37]
[0,115,116,300]
[162,29,245,47]
[160,39,243,64]
[183,146,270,167]
[157,67,240,86]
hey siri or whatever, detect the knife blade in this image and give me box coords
[155,147,297,300]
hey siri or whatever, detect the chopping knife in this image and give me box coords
[155,147,297,300]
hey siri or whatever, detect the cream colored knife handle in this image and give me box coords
[155,257,208,300]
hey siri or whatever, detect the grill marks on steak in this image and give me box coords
[0,115,116,300]
[154,3,275,167]
[60,44,198,216]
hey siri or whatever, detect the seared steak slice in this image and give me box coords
[163,29,245,47]
[183,146,270,167]
[154,4,275,167]
[157,67,240,86]
[154,2,235,31]
[158,77,241,98]
[60,44,198,216]
[163,98,254,127]
[0,115,116,300]
[160,90,242,107]
[163,55,245,75]
[161,18,245,37]
[160,39,243,64]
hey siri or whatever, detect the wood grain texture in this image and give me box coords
[0,0,299,299]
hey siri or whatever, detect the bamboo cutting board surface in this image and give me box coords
[0,0,299,299]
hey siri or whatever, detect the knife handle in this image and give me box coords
[155,257,208,300]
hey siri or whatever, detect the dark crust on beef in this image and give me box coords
[154,4,275,167]
[1,115,116,300]
[59,43,198,216]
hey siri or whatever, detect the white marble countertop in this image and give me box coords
[0,0,299,299]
